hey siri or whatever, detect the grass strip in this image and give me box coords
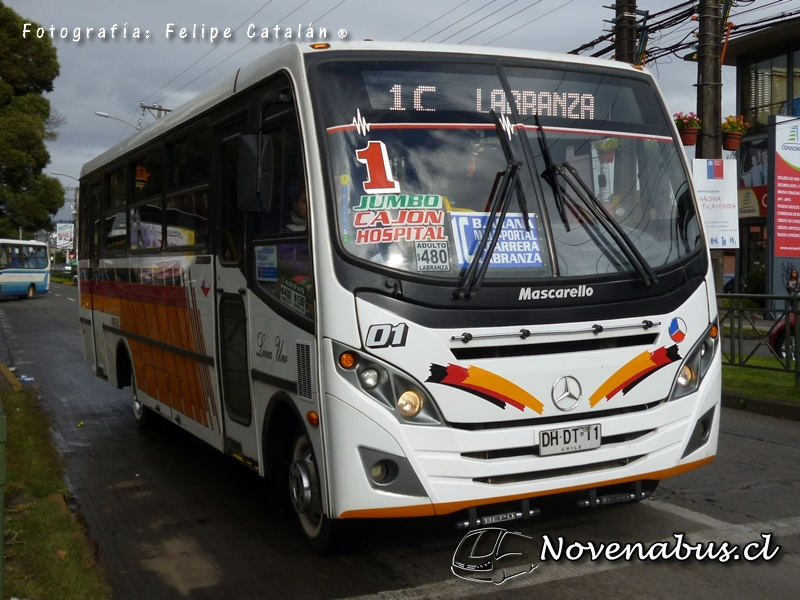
[4,389,112,599]
[722,357,800,404]
[49,273,76,284]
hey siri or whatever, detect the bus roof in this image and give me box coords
[0,238,48,246]
[80,41,653,179]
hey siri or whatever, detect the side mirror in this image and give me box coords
[237,134,273,213]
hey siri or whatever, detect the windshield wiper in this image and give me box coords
[534,115,570,232]
[532,117,658,287]
[562,162,658,286]
[456,110,529,299]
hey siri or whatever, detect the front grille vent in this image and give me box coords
[474,455,646,485]
[450,400,664,431]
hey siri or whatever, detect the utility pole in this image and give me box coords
[615,1,637,63]
[613,2,638,213]
[696,0,724,289]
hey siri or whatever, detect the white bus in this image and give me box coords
[0,238,50,298]
[78,42,720,552]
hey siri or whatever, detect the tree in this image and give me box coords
[0,2,64,238]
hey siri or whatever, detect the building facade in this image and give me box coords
[723,16,800,296]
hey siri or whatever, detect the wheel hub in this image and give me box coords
[289,459,314,514]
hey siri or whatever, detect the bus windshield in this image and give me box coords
[312,57,700,282]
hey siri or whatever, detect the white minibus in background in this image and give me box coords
[0,238,50,298]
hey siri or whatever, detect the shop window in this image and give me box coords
[742,55,789,128]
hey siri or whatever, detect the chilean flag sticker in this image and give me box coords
[669,317,687,343]
[706,159,724,180]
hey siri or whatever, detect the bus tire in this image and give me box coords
[25,284,35,299]
[289,431,341,554]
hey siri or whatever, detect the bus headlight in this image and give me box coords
[397,390,423,418]
[359,368,380,389]
[333,342,444,425]
[676,364,696,388]
[669,320,719,400]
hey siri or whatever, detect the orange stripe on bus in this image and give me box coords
[90,289,216,428]
[337,456,715,519]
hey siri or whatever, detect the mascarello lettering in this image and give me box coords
[518,285,594,301]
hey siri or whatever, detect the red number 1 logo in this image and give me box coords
[355,141,400,193]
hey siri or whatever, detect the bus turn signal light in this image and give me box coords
[339,352,357,369]
[306,411,319,427]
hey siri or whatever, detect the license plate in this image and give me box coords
[539,423,601,456]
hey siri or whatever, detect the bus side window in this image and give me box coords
[9,247,21,269]
[250,100,314,321]
[0,247,8,268]
[219,134,245,264]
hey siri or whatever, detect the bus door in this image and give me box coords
[215,120,259,464]
[81,182,101,370]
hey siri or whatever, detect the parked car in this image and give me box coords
[769,313,796,359]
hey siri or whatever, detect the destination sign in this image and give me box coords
[377,84,595,119]
[451,212,544,269]
[362,71,601,120]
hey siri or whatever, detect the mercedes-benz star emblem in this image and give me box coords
[551,376,582,412]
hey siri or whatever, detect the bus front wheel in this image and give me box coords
[24,284,35,299]
[289,432,340,553]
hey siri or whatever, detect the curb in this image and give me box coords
[721,389,800,421]
[0,363,23,392]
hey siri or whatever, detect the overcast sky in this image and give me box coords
[8,0,790,222]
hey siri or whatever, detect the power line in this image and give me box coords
[400,0,474,41]
[143,0,279,105]
[438,0,519,43]
[421,0,499,42]
[457,0,543,44]
[280,0,349,45]
[572,0,800,66]
[156,0,314,106]
[483,0,576,45]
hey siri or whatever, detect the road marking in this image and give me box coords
[341,502,800,600]
[55,293,62,297]
[67,297,75,302]
[647,499,731,529]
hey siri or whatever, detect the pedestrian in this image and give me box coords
[787,268,799,310]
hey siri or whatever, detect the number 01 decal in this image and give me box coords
[356,141,400,193]
[365,323,409,349]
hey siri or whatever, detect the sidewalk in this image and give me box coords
[721,389,800,421]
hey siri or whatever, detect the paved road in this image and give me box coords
[2,284,799,599]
